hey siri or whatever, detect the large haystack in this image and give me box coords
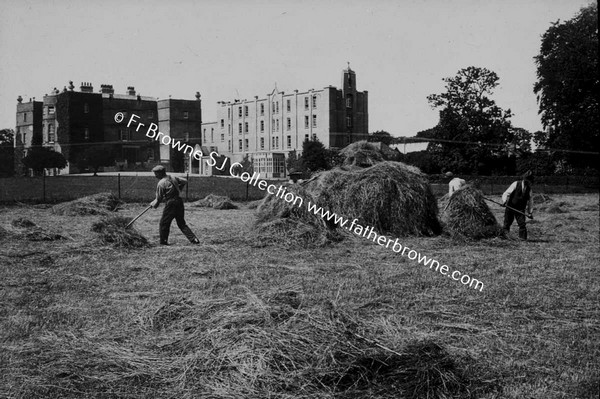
[339,140,385,168]
[442,185,503,239]
[91,216,149,248]
[53,193,122,216]
[305,161,441,237]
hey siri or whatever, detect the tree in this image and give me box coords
[301,138,329,175]
[0,129,15,177]
[533,3,599,172]
[22,147,67,175]
[74,145,115,176]
[426,66,520,174]
[231,154,254,200]
[367,130,394,146]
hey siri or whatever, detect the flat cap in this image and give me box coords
[151,165,166,172]
[444,171,453,178]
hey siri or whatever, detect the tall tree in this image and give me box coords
[426,66,520,174]
[22,147,67,175]
[74,145,116,176]
[367,130,394,146]
[534,3,599,172]
[301,138,329,175]
[0,129,15,177]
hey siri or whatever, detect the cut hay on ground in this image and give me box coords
[442,185,504,239]
[52,192,123,216]
[91,216,149,248]
[192,194,238,210]
[7,217,67,241]
[11,217,37,228]
[339,140,385,168]
[533,193,552,203]
[143,294,482,398]
[0,225,12,240]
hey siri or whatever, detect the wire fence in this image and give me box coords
[0,174,597,204]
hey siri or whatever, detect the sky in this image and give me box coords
[0,0,592,137]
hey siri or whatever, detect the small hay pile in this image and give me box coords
[255,183,342,247]
[146,294,480,398]
[53,192,123,216]
[533,193,552,203]
[91,215,149,248]
[11,217,37,228]
[442,185,503,239]
[193,194,238,210]
[339,140,385,168]
[8,217,66,241]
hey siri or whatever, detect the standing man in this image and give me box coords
[446,172,466,197]
[502,170,534,240]
[150,165,200,245]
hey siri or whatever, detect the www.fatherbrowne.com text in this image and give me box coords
[119,112,485,292]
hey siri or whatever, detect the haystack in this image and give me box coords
[193,194,237,210]
[91,216,149,248]
[442,185,503,239]
[339,140,385,168]
[53,193,123,216]
[305,161,441,237]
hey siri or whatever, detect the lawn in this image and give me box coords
[0,193,598,398]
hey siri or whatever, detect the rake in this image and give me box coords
[483,197,533,219]
[125,205,153,228]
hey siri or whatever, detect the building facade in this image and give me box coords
[15,82,202,175]
[198,66,369,178]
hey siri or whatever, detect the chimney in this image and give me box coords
[100,84,114,94]
[80,82,93,93]
[127,86,136,96]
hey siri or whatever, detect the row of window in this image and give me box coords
[234,133,315,152]
[232,115,318,136]
[229,95,319,120]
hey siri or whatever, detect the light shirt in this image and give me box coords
[502,181,533,213]
[448,178,466,196]
[155,175,186,204]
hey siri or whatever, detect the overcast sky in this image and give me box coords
[0,0,591,137]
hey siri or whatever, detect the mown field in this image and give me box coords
[0,193,598,398]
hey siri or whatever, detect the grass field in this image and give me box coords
[0,193,598,398]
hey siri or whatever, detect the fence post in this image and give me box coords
[118,173,121,199]
[186,172,189,201]
[42,172,46,203]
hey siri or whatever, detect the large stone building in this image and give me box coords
[15,82,201,175]
[197,66,369,178]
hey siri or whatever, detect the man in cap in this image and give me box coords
[445,172,466,197]
[501,170,534,240]
[150,165,200,245]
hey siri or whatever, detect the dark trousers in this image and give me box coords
[159,197,198,244]
[503,207,527,240]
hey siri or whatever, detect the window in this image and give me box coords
[184,111,189,119]
[346,94,353,108]
[228,140,231,151]
[260,137,264,150]
[228,108,231,119]
[238,107,242,118]
[238,139,243,151]
[120,129,130,141]
[84,103,89,113]
[185,132,190,141]
[23,113,27,122]
[272,119,275,132]
[48,106,55,115]
[276,137,279,148]
[244,139,248,150]
[211,128,214,142]
[260,120,264,132]
[221,133,225,142]
[276,119,279,131]
[312,133,317,141]
[286,118,291,131]
[286,99,291,112]
[312,114,317,128]
[244,106,248,117]
[238,123,242,134]
[305,134,309,141]
[23,133,27,144]
[149,111,154,119]
[84,128,90,140]
[304,97,309,110]
[48,124,54,142]
[203,128,206,142]
[221,119,224,128]
[346,116,352,128]
[304,116,309,129]
[276,102,279,113]
[312,95,317,108]
[244,122,248,133]
[260,103,264,116]
[272,102,276,113]
[272,137,276,148]
[287,136,291,148]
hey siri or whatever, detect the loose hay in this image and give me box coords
[442,185,504,239]
[91,215,149,248]
[0,225,13,240]
[53,192,123,216]
[193,194,238,210]
[11,217,37,228]
[339,140,385,168]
